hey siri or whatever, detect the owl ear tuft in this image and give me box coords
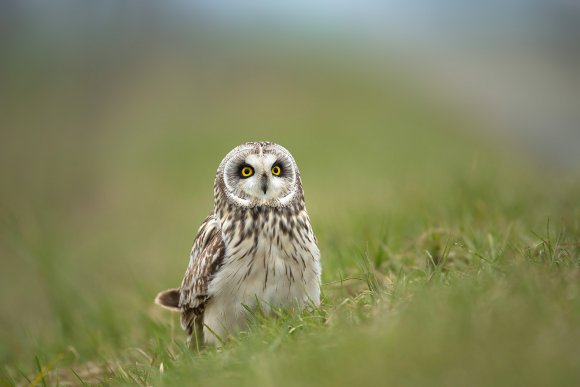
[155,288,181,311]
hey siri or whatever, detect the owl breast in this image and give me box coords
[203,206,321,344]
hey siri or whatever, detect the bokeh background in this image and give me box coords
[1,0,579,382]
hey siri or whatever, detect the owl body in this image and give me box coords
[155,142,321,346]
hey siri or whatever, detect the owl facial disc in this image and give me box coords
[218,142,300,208]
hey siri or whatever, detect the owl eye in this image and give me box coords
[240,165,254,178]
[271,165,281,176]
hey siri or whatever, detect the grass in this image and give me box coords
[1,31,579,386]
[9,219,578,386]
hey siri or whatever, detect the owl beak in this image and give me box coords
[261,174,268,194]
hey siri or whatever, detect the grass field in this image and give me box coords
[1,17,580,385]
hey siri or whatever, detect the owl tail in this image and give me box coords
[155,288,180,311]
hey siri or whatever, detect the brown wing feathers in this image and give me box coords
[155,214,226,346]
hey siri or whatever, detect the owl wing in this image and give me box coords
[178,214,226,338]
[179,214,225,310]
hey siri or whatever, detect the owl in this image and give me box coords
[155,141,321,347]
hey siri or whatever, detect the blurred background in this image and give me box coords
[1,0,579,368]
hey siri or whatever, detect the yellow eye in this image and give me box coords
[271,165,281,176]
[240,166,254,177]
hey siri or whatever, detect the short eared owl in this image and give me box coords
[155,141,321,346]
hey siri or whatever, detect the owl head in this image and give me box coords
[215,142,303,208]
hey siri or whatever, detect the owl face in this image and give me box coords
[217,142,300,207]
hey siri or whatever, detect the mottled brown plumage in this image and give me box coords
[155,142,321,347]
